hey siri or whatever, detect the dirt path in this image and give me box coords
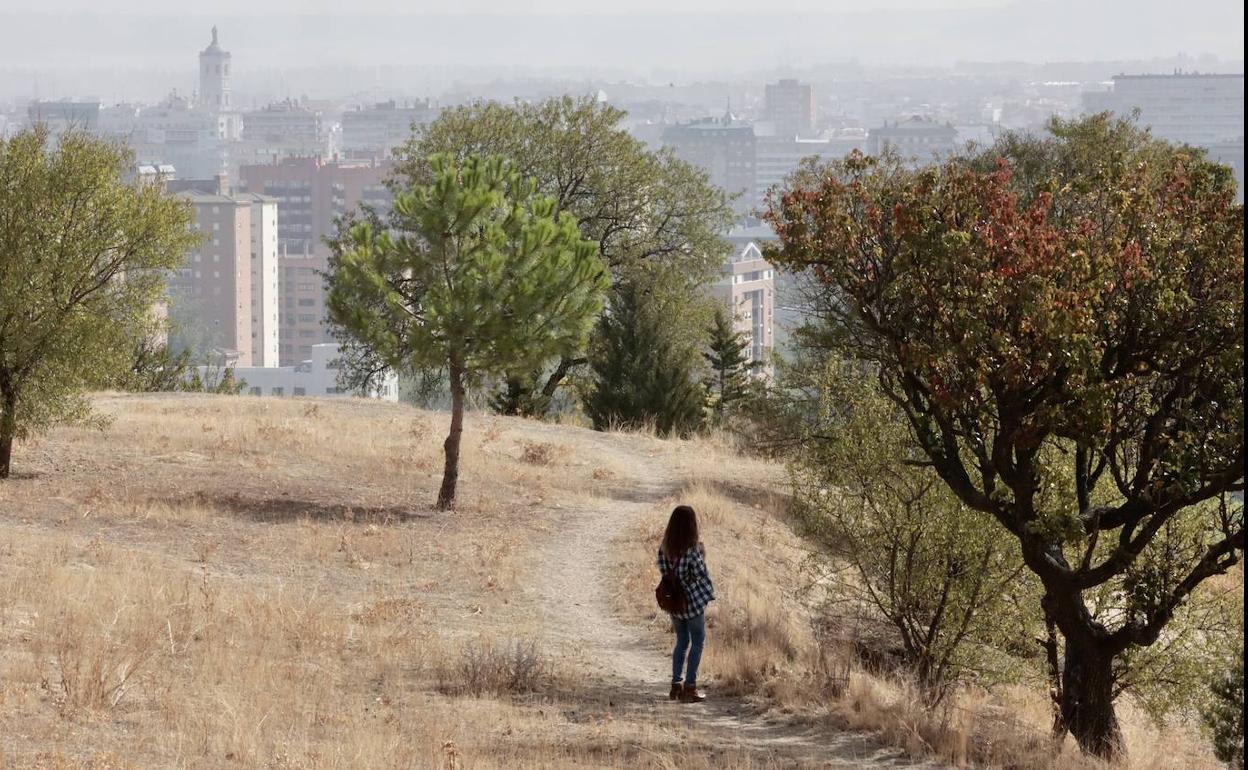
[532,428,940,769]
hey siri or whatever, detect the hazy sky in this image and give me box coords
[0,0,1242,99]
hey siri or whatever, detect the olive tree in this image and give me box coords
[0,127,197,477]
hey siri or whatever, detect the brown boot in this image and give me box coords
[679,683,706,703]
[669,682,683,700]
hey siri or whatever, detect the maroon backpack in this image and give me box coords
[655,554,687,614]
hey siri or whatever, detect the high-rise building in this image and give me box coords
[662,109,757,216]
[170,192,255,365]
[26,100,100,139]
[764,79,816,139]
[238,193,281,367]
[198,27,231,112]
[238,157,394,364]
[238,156,393,256]
[753,135,865,210]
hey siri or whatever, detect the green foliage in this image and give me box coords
[327,153,608,508]
[791,361,1033,701]
[393,96,733,415]
[119,338,193,392]
[583,280,705,437]
[1205,650,1245,768]
[703,306,758,424]
[765,112,1245,758]
[0,127,198,477]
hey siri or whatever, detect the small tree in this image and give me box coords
[121,339,193,392]
[1205,653,1245,769]
[704,306,757,423]
[792,360,1032,703]
[583,280,705,437]
[0,127,197,477]
[327,154,607,510]
[765,115,1244,759]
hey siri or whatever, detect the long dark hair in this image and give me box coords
[661,505,699,560]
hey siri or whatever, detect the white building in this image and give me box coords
[199,344,398,401]
[1083,73,1244,148]
[238,193,281,367]
[711,242,776,374]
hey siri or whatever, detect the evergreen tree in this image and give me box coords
[584,281,704,437]
[327,154,607,510]
[704,306,757,423]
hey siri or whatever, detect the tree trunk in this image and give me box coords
[436,361,466,511]
[0,388,15,480]
[1060,636,1123,759]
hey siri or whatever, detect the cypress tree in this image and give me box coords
[704,306,757,423]
[584,282,704,437]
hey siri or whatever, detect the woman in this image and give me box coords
[657,504,716,703]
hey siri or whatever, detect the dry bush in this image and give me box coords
[434,637,559,698]
[519,441,560,466]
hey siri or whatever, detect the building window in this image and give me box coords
[249,386,262,396]
[271,387,284,396]
[325,387,340,395]
[293,387,306,396]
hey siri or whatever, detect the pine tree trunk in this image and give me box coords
[1060,636,1123,759]
[436,360,466,511]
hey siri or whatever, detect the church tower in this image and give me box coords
[198,26,231,111]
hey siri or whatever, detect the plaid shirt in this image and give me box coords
[657,544,716,619]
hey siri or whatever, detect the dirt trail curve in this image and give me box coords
[531,426,940,769]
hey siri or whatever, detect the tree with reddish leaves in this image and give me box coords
[764,115,1244,760]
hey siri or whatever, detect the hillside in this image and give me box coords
[0,393,939,770]
[0,395,1225,770]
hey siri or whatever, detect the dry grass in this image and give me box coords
[0,394,820,770]
[0,393,1228,769]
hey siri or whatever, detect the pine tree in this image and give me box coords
[584,281,704,437]
[327,154,608,510]
[704,306,756,423]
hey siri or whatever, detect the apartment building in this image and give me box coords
[764,79,816,139]
[341,100,438,159]
[868,117,960,165]
[238,156,393,363]
[711,242,776,374]
[662,110,757,215]
[170,192,254,365]
[1083,73,1245,199]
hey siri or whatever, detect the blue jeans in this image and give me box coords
[671,613,706,685]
